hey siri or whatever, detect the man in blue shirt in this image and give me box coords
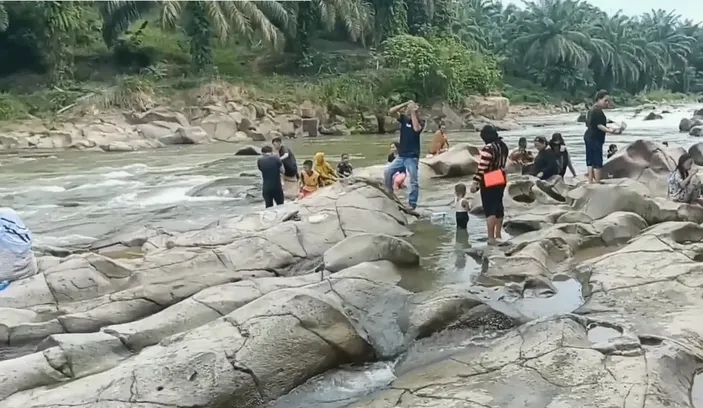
[384,100,424,209]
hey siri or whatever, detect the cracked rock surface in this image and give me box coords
[355,140,703,407]
[2,181,478,407]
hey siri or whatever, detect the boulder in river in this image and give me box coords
[234,145,262,156]
[643,111,663,120]
[679,117,703,132]
[690,125,703,137]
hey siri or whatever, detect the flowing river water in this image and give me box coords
[0,104,700,406]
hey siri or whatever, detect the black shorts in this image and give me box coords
[262,188,284,208]
[456,211,469,229]
[480,185,505,218]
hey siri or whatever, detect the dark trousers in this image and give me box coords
[456,211,469,229]
[263,188,284,208]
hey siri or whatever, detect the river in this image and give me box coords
[0,104,699,405]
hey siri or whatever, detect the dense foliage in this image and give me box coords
[0,0,701,114]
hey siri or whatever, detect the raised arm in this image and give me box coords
[389,100,412,119]
[409,108,423,133]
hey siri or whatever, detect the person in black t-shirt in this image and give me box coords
[272,137,298,179]
[257,145,285,208]
[584,90,621,183]
[384,101,424,209]
[532,136,559,180]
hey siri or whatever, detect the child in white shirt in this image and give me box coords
[454,183,471,230]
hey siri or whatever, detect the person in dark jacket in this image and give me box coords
[549,133,576,177]
[533,136,559,180]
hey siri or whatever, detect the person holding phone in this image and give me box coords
[668,153,703,205]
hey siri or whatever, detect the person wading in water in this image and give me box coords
[257,145,285,208]
[470,125,509,245]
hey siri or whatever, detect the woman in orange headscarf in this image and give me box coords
[314,152,338,186]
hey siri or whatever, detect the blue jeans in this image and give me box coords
[384,156,419,208]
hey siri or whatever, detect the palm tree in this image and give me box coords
[99,0,291,71]
[512,0,602,88]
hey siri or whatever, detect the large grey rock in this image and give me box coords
[323,234,420,273]
[0,181,414,345]
[1,289,373,408]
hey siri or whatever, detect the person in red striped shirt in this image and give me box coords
[470,125,509,245]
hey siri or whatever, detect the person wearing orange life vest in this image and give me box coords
[299,159,322,199]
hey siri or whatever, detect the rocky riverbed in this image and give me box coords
[2,104,703,407]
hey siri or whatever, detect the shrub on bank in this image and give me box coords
[381,34,503,104]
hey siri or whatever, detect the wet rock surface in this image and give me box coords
[351,140,703,407]
[5,140,703,407]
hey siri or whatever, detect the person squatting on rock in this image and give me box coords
[0,207,37,285]
[272,136,298,180]
[337,153,353,178]
[257,145,285,208]
[387,142,407,190]
[385,100,425,209]
[668,153,703,206]
[607,144,618,159]
[471,125,509,245]
[299,159,322,199]
[532,136,560,180]
[314,152,338,186]
[549,132,576,177]
[584,89,621,183]
[454,183,472,230]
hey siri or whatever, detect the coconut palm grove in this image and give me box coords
[0,0,702,118]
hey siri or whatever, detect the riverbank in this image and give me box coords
[0,78,570,153]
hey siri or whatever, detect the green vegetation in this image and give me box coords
[0,0,702,121]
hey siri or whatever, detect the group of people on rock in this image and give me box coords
[256,137,355,208]
[257,88,700,247]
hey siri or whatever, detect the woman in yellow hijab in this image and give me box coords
[314,152,338,186]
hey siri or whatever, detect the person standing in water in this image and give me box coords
[584,90,621,183]
[272,137,298,180]
[257,145,285,208]
[385,100,424,210]
[470,125,509,245]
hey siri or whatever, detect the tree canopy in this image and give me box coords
[0,0,702,99]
